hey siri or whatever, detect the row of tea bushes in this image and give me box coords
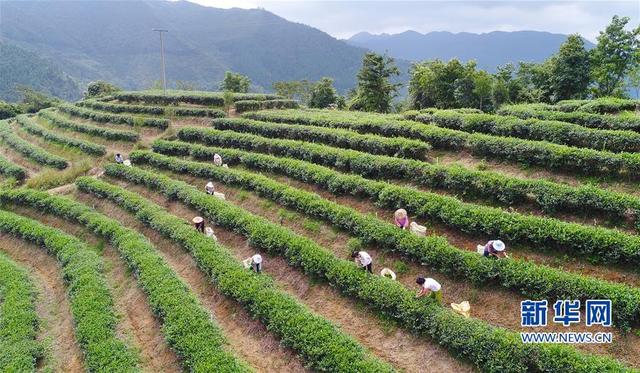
[0,252,42,372]
[211,118,431,158]
[0,188,252,372]
[234,99,298,113]
[79,100,226,118]
[0,209,138,371]
[554,98,640,114]
[57,103,169,129]
[39,109,139,142]
[414,109,640,152]
[161,135,640,266]
[111,91,282,106]
[100,163,632,373]
[76,175,394,373]
[498,104,640,132]
[0,120,67,169]
[16,115,106,155]
[132,149,640,330]
[245,109,640,178]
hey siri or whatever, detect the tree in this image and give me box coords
[491,78,510,109]
[591,16,640,97]
[219,71,250,93]
[409,59,473,109]
[408,61,438,109]
[349,53,400,113]
[515,61,553,103]
[222,91,234,114]
[549,34,591,100]
[495,63,523,103]
[85,80,121,98]
[15,86,59,113]
[175,80,200,91]
[0,101,20,119]
[473,71,493,111]
[272,80,312,102]
[628,64,640,99]
[308,77,338,108]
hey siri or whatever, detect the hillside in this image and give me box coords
[0,0,372,93]
[0,1,598,99]
[347,30,595,71]
[0,42,81,102]
[0,92,639,371]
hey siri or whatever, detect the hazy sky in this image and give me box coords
[186,0,639,41]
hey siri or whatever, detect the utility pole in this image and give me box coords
[152,29,168,95]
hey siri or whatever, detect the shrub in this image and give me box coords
[0,189,252,372]
[39,109,139,142]
[84,81,121,98]
[0,209,138,371]
[16,115,106,155]
[132,149,640,330]
[234,99,298,113]
[57,103,169,129]
[112,90,282,106]
[0,153,26,181]
[166,125,640,230]
[0,120,67,169]
[99,163,632,373]
[415,109,640,153]
[161,135,640,266]
[498,104,640,132]
[0,252,42,371]
[78,100,226,118]
[244,109,640,178]
[211,118,430,158]
[0,100,21,120]
[75,175,394,373]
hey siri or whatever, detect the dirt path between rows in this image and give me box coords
[0,235,84,372]
[0,142,40,177]
[170,168,640,369]
[432,149,640,197]
[7,205,182,372]
[74,190,309,373]
[100,175,476,372]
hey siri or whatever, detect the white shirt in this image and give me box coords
[358,251,372,266]
[422,278,441,292]
[252,254,263,264]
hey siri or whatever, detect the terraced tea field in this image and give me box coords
[1,91,640,372]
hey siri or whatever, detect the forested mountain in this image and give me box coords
[347,30,595,71]
[0,0,371,96]
[0,41,81,101]
[0,1,595,101]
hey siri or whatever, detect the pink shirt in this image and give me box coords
[395,216,409,228]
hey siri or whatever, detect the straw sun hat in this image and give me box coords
[192,216,204,224]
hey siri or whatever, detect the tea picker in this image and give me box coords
[394,209,409,230]
[415,276,442,303]
[352,251,373,273]
[243,254,263,273]
[477,240,509,259]
[192,216,205,233]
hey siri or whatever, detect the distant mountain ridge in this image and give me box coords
[346,30,595,71]
[0,1,595,101]
[0,41,81,102]
[0,0,377,99]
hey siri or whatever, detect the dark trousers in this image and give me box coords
[363,263,372,273]
[253,263,261,273]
